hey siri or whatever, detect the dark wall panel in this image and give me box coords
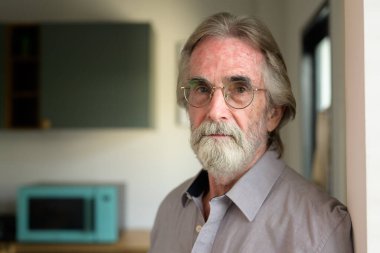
[40,23,151,128]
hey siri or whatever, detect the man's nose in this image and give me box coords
[207,87,229,121]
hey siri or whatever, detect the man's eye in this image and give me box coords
[231,83,250,94]
[236,86,247,93]
[194,85,210,94]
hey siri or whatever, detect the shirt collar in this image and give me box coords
[181,150,285,221]
[226,150,285,221]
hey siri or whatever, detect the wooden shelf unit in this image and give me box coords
[5,24,40,129]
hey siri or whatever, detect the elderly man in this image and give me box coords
[149,12,353,253]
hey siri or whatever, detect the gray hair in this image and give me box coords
[177,12,296,157]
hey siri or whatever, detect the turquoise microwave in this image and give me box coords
[17,184,121,243]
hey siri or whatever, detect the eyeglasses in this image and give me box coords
[181,77,267,109]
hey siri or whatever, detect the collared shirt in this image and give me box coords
[149,151,353,253]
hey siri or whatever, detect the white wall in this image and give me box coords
[364,0,380,249]
[345,0,380,252]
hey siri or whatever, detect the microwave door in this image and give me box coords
[29,198,93,232]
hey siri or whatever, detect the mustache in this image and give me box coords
[191,121,243,145]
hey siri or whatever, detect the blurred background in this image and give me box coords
[0,0,346,231]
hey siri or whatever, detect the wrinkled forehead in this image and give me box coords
[188,36,265,86]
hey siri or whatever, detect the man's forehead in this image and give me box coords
[188,36,264,84]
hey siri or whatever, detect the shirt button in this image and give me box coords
[196,225,202,233]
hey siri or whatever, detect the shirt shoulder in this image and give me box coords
[149,176,197,253]
[153,176,194,224]
[279,166,348,219]
[270,166,353,252]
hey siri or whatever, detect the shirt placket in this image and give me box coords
[191,195,231,253]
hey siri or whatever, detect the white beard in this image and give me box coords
[190,118,267,185]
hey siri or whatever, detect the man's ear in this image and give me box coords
[267,106,284,132]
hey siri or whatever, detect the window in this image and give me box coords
[301,2,331,190]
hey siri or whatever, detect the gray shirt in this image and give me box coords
[149,151,353,253]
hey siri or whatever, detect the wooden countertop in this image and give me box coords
[0,230,150,253]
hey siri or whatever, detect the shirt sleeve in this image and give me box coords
[319,212,354,253]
